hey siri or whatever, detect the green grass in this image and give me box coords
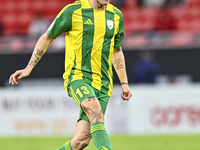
[0,134,200,150]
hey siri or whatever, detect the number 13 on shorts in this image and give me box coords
[76,86,90,98]
[69,81,96,106]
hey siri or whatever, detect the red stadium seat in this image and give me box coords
[187,0,200,8]
[140,8,159,31]
[0,3,5,14]
[188,8,200,21]
[3,0,17,12]
[171,7,190,30]
[17,0,32,13]
[17,13,34,35]
[42,1,61,20]
[124,0,138,9]
[176,20,190,31]
[1,13,18,35]
[189,19,200,31]
[31,0,46,13]
[124,21,140,33]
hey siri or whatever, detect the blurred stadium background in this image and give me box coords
[1,0,200,150]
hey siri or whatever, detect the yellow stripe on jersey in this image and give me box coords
[63,7,83,90]
[106,3,115,13]
[91,10,106,90]
[70,8,84,82]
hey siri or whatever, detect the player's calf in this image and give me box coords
[71,138,90,150]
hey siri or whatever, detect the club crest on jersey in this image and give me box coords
[107,20,113,30]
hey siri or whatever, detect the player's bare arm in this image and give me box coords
[9,33,54,85]
[112,47,132,101]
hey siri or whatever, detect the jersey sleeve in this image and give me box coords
[114,13,124,49]
[46,5,73,39]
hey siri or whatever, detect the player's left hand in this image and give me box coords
[121,84,132,101]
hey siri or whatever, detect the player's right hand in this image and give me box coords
[9,69,30,85]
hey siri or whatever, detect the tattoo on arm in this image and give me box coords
[114,58,123,70]
[28,49,44,67]
[28,61,34,66]
[88,96,96,101]
[36,48,44,57]
[83,131,92,138]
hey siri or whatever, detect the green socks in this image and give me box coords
[57,140,72,150]
[91,122,112,150]
[57,122,111,150]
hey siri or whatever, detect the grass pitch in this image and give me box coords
[0,134,200,150]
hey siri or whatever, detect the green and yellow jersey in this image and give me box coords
[47,0,124,96]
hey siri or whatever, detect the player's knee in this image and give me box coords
[88,107,104,123]
[81,99,104,123]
